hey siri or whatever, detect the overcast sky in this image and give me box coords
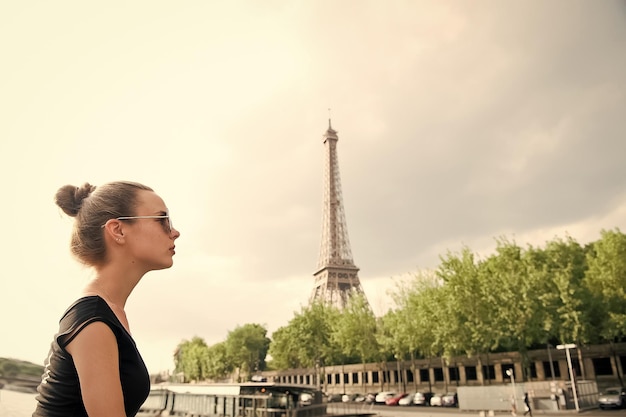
[1,1,625,374]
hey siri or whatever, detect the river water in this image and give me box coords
[0,389,37,417]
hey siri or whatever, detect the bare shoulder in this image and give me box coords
[66,320,118,360]
[66,321,126,416]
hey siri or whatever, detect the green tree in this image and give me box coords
[225,323,271,381]
[478,239,547,378]
[403,273,446,390]
[268,325,302,369]
[435,247,501,386]
[174,336,210,382]
[528,236,590,344]
[377,310,404,360]
[205,342,233,381]
[437,247,496,357]
[332,293,380,364]
[521,236,590,379]
[377,308,419,391]
[385,271,441,390]
[332,293,380,390]
[1,361,20,377]
[296,301,341,367]
[268,302,341,392]
[585,228,626,341]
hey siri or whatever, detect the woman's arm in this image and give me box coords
[66,321,127,417]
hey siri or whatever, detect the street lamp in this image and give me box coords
[557,343,579,411]
[506,368,517,415]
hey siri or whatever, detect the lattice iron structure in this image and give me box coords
[309,120,369,309]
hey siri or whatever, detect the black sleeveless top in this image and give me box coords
[33,296,150,417]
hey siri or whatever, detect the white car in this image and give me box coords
[598,387,626,409]
[375,391,396,404]
[441,392,458,407]
[413,392,433,406]
[399,393,415,406]
[430,393,443,406]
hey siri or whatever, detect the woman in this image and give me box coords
[33,181,181,417]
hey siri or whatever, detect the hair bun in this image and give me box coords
[55,183,97,217]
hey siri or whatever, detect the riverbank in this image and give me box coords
[0,388,37,417]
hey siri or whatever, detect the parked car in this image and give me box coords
[430,393,443,406]
[386,393,409,406]
[326,393,343,403]
[598,387,626,409]
[342,393,362,402]
[399,392,416,406]
[365,393,377,403]
[441,392,458,407]
[413,391,433,406]
[353,394,367,402]
[375,391,396,404]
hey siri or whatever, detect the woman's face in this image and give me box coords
[122,190,181,272]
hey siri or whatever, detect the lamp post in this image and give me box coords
[506,368,517,415]
[557,343,579,411]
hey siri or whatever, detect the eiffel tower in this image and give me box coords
[309,120,369,309]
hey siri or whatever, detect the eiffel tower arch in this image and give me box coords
[309,120,369,310]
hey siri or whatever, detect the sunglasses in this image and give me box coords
[110,214,173,234]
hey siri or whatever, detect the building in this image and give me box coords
[309,120,369,310]
[262,342,626,396]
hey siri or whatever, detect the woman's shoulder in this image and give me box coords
[63,295,108,315]
[59,296,116,329]
[56,296,123,347]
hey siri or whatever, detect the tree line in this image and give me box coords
[0,358,43,379]
[174,228,626,383]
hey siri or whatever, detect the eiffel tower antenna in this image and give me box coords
[310,120,369,309]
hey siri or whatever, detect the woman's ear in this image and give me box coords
[103,219,124,243]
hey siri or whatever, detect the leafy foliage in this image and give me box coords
[0,358,44,378]
[173,229,626,383]
[174,324,269,382]
[174,336,211,382]
[584,229,626,341]
[225,323,271,381]
[269,301,340,369]
[332,293,380,364]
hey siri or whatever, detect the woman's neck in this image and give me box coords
[83,277,133,333]
[84,277,128,308]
